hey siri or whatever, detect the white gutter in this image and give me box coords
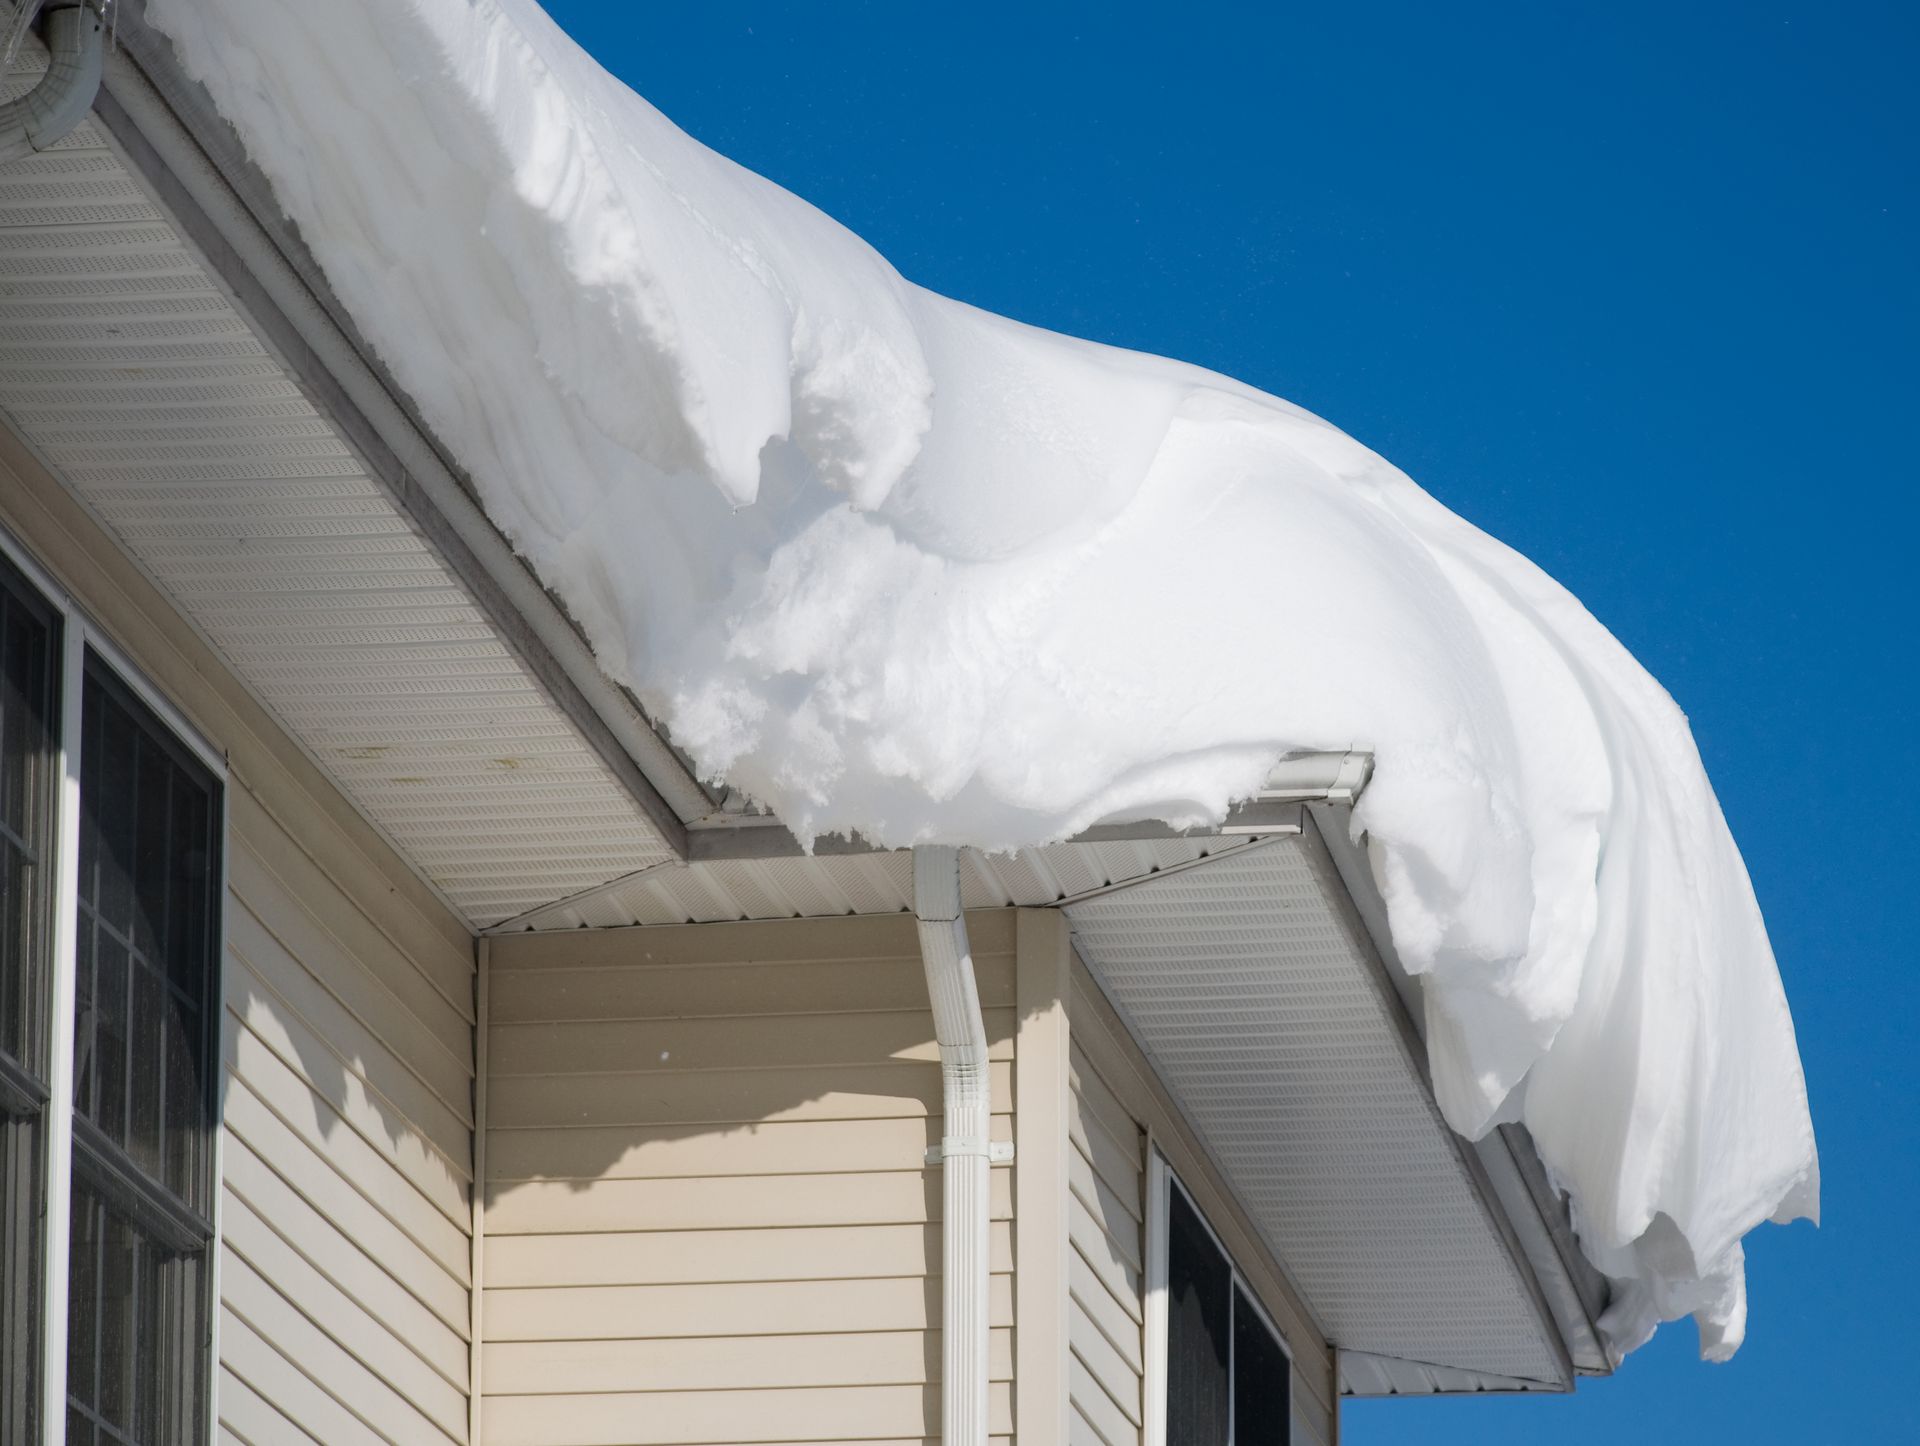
[913,846,1009,1446]
[0,2,104,165]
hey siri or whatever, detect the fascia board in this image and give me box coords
[1305,800,1614,1378]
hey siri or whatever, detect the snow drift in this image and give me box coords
[147,0,1817,1359]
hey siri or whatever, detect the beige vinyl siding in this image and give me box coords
[222,799,475,1444]
[482,911,1020,1446]
[1,431,476,1444]
[1065,955,1338,1446]
[1067,1042,1147,1446]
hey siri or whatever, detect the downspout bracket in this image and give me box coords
[925,1140,1016,1166]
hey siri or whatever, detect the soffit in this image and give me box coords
[1065,837,1570,1387]
[496,835,1263,932]
[0,54,674,925]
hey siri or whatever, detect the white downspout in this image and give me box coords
[913,846,1006,1446]
[1,3,106,166]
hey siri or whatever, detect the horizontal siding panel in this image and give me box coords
[229,843,470,1092]
[223,1058,470,1283]
[216,1364,318,1446]
[1070,1189,1143,1310]
[223,1250,459,1446]
[228,893,471,1134]
[1066,1044,1139,1165]
[1071,1168,1143,1277]
[1067,1091,1144,1212]
[227,1008,470,1227]
[1070,1139,1144,1241]
[1070,1354,1139,1446]
[488,911,1014,972]
[488,1113,1011,1183]
[1069,1299,1145,1428]
[1294,1382,1335,1446]
[484,1273,1015,1343]
[219,1309,378,1446]
[486,1061,1011,1131]
[1069,1045,1148,1446]
[1070,1402,1110,1446]
[221,1078,470,1318]
[225,760,470,978]
[483,1328,1014,1395]
[482,1382,1012,1446]
[487,1222,1014,1289]
[480,916,1029,1436]
[489,1008,1016,1077]
[230,797,472,1030]
[227,948,470,1185]
[486,1168,1013,1236]
[221,1190,468,1436]
[1070,1246,1145,1368]
[489,953,1014,1022]
[225,1134,469,1373]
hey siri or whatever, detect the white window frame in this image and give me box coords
[0,523,228,1446]
[1144,1147,1294,1446]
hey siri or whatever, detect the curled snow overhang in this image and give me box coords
[113,0,1815,1364]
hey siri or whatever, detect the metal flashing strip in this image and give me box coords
[496,758,1368,933]
[486,834,1266,935]
[682,755,1366,861]
[91,0,712,842]
[1337,1348,1565,1398]
[683,799,1307,861]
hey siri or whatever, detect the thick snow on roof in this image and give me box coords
[149,0,1816,1360]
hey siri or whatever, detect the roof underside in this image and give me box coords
[0,23,1603,1397]
[0,43,679,925]
[1065,831,1573,1390]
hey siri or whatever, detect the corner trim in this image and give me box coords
[1013,910,1072,1446]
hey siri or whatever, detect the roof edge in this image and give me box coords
[1304,800,1616,1378]
[1337,1348,1569,1398]
[93,0,714,848]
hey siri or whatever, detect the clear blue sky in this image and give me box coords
[543,3,1914,1438]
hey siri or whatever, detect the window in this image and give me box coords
[1149,1157,1292,1446]
[0,537,223,1446]
[1,552,60,1446]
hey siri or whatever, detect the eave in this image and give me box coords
[0,5,1613,1394]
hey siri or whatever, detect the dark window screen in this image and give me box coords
[1,1113,44,1446]
[68,657,218,1446]
[1167,1184,1232,1446]
[1165,1183,1292,1446]
[0,552,58,1446]
[73,663,218,1214]
[65,1176,209,1446]
[1233,1286,1292,1446]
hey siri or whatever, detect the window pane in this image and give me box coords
[66,1176,209,1446]
[74,661,221,1219]
[1166,1186,1232,1446]
[0,553,57,1446]
[69,659,219,1446]
[1,1110,43,1446]
[0,559,57,1073]
[1233,1286,1292,1446]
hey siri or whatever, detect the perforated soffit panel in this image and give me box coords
[0,66,674,925]
[1066,838,1566,1385]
